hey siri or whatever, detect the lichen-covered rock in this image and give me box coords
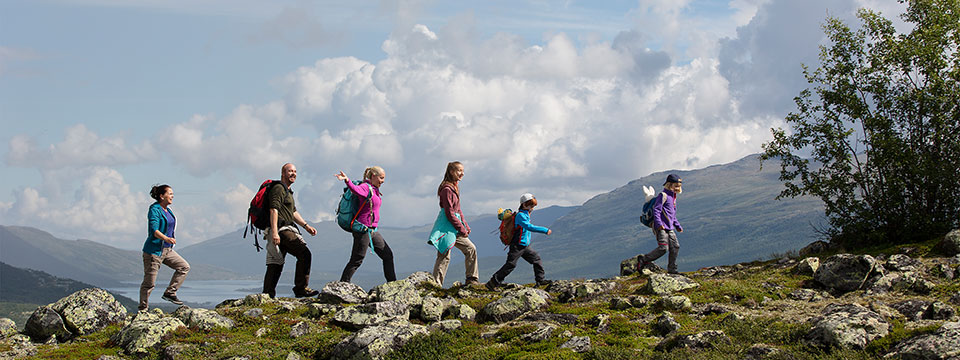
[520,322,558,341]
[319,281,368,304]
[243,293,273,306]
[548,280,616,303]
[893,300,933,321]
[629,295,649,308]
[0,318,17,339]
[743,344,787,360]
[330,322,428,360]
[304,303,340,318]
[886,321,960,359]
[658,295,692,312]
[934,263,956,280]
[162,343,196,360]
[112,314,186,355]
[674,330,731,350]
[610,297,632,310]
[331,301,410,330]
[24,305,71,342]
[289,321,310,338]
[368,280,422,308]
[789,289,825,302]
[243,308,264,318]
[428,319,462,333]
[0,334,37,358]
[173,307,235,331]
[404,271,437,288]
[924,301,956,321]
[814,254,881,294]
[481,288,551,323]
[620,255,641,276]
[560,336,591,353]
[795,257,820,275]
[868,271,935,295]
[806,303,889,349]
[656,312,681,335]
[645,273,700,295]
[419,296,445,322]
[939,229,960,256]
[589,314,610,333]
[885,254,922,272]
[449,304,476,321]
[49,288,127,337]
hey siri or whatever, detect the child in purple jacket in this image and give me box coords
[637,174,684,274]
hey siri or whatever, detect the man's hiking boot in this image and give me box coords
[536,279,553,286]
[293,287,319,298]
[636,259,647,274]
[162,293,184,305]
[485,279,499,291]
[465,278,482,286]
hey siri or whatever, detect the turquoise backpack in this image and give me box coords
[336,181,373,233]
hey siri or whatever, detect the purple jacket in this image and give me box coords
[344,179,382,228]
[652,189,682,232]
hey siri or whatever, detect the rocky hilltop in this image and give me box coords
[2,229,959,359]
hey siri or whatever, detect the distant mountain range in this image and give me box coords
[0,154,824,292]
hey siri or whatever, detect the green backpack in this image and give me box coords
[336,181,373,233]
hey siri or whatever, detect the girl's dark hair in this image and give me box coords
[150,184,171,202]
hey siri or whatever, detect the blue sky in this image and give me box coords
[0,0,903,249]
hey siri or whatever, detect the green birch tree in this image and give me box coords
[761,0,960,248]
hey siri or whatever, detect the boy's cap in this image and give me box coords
[520,193,536,203]
[664,174,682,185]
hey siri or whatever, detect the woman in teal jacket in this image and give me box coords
[139,184,190,311]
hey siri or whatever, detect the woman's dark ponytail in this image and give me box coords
[150,184,171,201]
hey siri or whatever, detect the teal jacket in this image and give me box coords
[515,209,549,247]
[143,202,174,256]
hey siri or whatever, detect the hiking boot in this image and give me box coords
[465,278,482,286]
[293,287,319,298]
[162,293,184,305]
[536,279,553,286]
[485,279,499,291]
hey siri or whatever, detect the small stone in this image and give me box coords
[289,321,310,338]
[243,308,264,318]
[560,336,591,353]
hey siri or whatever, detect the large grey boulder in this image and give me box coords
[331,301,410,330]
[939,229,960,256]
[319,281,368,304]
[0,334,37,358]
[419,296,458,322]
[481,288,551,323]
[645,273,700,295]
[173,307,235,331]
[24,305,71,342]
[0,318,18,338]
[404,271,437,288]
[330,322,428,360]
[428,319,463,333]
[50,288,127,337]
[814,254,881,294]
[892,300,933,321]
[806,303,889,350]
[658,295,693,312]
[886,321,960,359]
[112,311,186,355]
[449,304,477,321]
[368,280,422,308]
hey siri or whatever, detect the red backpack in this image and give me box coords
[243,179,283,251]
[497,208,520,248]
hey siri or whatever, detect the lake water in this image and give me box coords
[108,279,302,308]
